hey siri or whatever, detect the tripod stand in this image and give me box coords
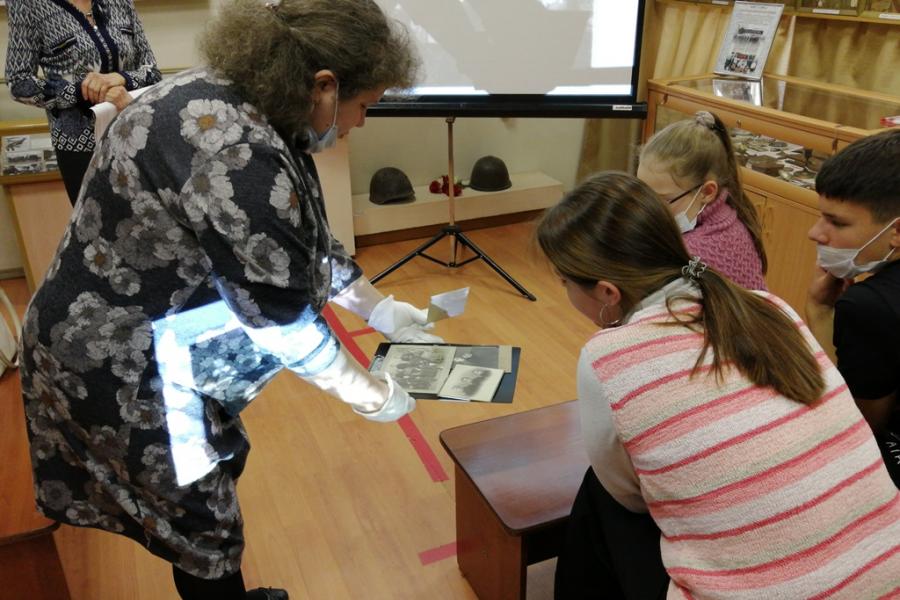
[369,117,536,301]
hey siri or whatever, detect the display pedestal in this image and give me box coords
[352,171,563,237]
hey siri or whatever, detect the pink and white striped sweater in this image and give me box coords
[582,285,900,599]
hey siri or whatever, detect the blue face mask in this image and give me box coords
[306,82,340,154]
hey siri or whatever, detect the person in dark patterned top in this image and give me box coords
[5,0,161,204]
[18,1,436,598]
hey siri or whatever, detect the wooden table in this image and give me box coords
[0,372,71,599]
[439,400,588,600]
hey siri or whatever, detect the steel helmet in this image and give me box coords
[369,167,415,205]
[469,155,512,192]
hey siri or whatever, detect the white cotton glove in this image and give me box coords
[352,372,416,422]
[367,295,444,343]
[301,346,414,422]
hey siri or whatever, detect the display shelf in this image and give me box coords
[352,171,563,236]
[658,0,900,24]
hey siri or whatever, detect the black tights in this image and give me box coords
[55,149,93,206]
[172,565,246,600]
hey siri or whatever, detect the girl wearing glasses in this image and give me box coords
[637,111,767,290]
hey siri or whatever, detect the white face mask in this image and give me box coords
[674,187,705,234]
[306,82,340,154]
[816,218,899,279]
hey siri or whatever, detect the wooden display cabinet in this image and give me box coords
[645,74,900,313]
[0,120,72,292]
[797,0,863,16]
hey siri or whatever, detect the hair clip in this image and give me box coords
[682,256,708,281]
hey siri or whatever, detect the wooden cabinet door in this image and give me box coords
[7,180,72,292]
[763,195,821,314]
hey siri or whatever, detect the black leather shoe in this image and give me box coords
[246,588,289,600]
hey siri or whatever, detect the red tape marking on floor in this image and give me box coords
[349,326,376,337]
[418,542,458,566]
[322,304,449,482]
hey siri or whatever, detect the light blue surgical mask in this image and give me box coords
[306,82,340,154]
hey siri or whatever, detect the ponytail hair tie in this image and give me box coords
[682,256,708,281]
[695,111,715,129]
[694,110,727,135]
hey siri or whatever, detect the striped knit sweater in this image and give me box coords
[581,281,900,599]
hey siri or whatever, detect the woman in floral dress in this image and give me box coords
[18,1,434,598]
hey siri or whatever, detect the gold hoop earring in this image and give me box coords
[599,303,622,328]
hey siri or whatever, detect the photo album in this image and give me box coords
[369,343,519,404]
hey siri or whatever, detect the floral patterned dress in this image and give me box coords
[18,67,362,579]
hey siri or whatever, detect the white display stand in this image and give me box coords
[351,171,563,236]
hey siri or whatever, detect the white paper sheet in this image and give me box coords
[90,86,152,140]
[426,287,469,323]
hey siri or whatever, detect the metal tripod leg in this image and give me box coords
[453,230,536,301]
[369,229,452,284]
[369,225,536,301]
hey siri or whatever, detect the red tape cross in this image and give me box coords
[321,305,449,482]
[418,542,458,566]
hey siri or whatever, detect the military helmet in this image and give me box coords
[369,167,415,205]
[469,155,512,192]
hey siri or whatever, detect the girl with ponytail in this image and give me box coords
[543,172,900,600]
[638,110,767,290]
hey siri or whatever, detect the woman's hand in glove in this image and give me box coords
[367,295,444,343]
[353,372,416,422]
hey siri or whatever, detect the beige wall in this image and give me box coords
[1,0,585,271]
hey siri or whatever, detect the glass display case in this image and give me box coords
[797,0,863,14]
[648,74,900,194]
[740,0,796,12]
[645,73,900,311]
[865,0,900,18]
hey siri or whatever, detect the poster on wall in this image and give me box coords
[713,1,784,81]
[1,134,58,177]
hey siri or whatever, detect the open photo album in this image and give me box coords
[368,343,520,403]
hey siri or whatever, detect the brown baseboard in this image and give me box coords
[354,209,545,248]
[0,268,25,281]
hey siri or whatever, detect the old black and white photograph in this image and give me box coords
[438,365,505,402]
[382,345,455,394]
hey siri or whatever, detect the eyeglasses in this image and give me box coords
[666,184,701,205]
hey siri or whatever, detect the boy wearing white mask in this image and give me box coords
[807,128,900,487]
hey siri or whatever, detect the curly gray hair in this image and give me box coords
[199,0,420,138]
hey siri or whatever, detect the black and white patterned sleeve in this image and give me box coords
[118,4,161,90]
[328,237,363,298]
[4,2,80,110]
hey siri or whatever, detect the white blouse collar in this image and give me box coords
[623,277,700,324]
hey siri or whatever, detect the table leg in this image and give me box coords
[454,465,526,600]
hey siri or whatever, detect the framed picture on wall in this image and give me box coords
[0,122,62,185]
